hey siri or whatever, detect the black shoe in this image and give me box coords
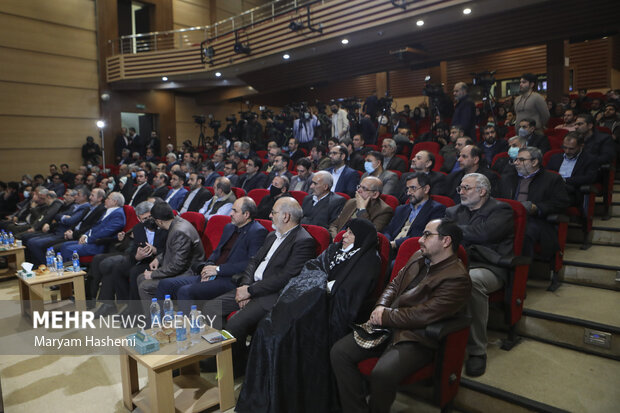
[465,354,487,377]
[93,303,116,319]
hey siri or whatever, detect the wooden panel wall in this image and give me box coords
[173,0,210,30]
[389,66,441,98]
[0,0,99,181]
[215,0,269,22]
[569,38,611,90]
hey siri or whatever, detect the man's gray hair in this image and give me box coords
[463,173,491,197]
[521,146,543,166]
[383,138,397,150]
[508,135,527,147]
[135,201,154,216]
[240,142,250,151]
[107,191,125,206]
[66,189,78,197]
[76,185,91,198]
[314,170,333,189]
[36,187,49,195]
[363,176,383,193]
[278,197,303,223]
[47,191,58,199]
[238,196,257,218]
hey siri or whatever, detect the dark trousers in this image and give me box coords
[85,252,123,300]
[96,254,130,301]
[330,333,434,413]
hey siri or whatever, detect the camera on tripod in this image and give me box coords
[207,114,221,130]
[472,70,497,92]
[193,115,206,125]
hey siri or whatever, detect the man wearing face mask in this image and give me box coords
[360,151,399,197]
[518,119,550,154]
[478,125,508,168]
[256,176,294,220]
[499,147,569,262]
[293,110,320,150]
[301,171,346,228]
[492,135,527,175]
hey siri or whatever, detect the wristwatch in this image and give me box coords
[216,266,220,275]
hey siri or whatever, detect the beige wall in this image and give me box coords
[215,0,270,22]
[0,0,99,181]
[173,0,210,30]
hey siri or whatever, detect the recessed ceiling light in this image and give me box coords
[463,8,472,15]
[416,19,424,26]
[283,53,290,60]
[161,76,168,81]
[341,38,349,45]
[215,72,222,77]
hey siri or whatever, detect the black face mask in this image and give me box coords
[144,218,158,231]
[270,186,282,198]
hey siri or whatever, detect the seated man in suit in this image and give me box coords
[266,153,293,188]
[499,147,569,262]
[156,197,268,307]
[126,169,153,207]
[137,202,205,301]
[204,197,315,373]
[348,134,370,172]
[290,158,313,193]
[164,170,188,211]
[59,191,126,261]
[383,172,446,253]
[575,113,616,168]
[179,172,212,214]
[327,145,361,198]
[199,177,236,221]
[381,138,407,173]
[200,160,221,188]
[286,137,306,164]
[15,189,64,240]
[401,150,446,200]
[478,124,508,169]
[238,157,268,192]
[256,176,294,220]
[331,218,471,413]
[518,118,550,154]
[443,145,499,203]
[446,173,514,377]
[151,172,170,199]
[301,171,346,228]
[361,151,400,197]
[546,132,598,207]
[1,186,47,233]
[329,176,393,238]
[223,160,239,187]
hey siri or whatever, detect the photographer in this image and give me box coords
[452,82,477,141]
[331,101,350,140]
[243,113,263,145]
[293,107,320,150]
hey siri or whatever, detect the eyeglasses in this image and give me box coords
[356,184,375,192]
[513,157,532,163]
[421,231,441,239]
[328,151,340,156]
[406,185,422,192]
[455,185,478,193]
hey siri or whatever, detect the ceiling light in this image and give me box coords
[463,8,472,15]
[162,76,168,81]
[416,19,424,26]
[341,39,349,45]
[215,72,222,77]
[283,53,290,60]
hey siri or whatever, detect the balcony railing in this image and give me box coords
[108,0,328,55]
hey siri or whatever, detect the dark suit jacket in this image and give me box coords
[226,174,239,187]
[179,187,213,213]
[526,133,551,154]
[445,197,514,281]
[301,192,346,228]
[192,220,268,278]
[127,183,153,207]
[328,166,360,198]
[385,156,407,173]
[128,222,168,265]
[583,130,615,167]
[478,140,509,168]
[237,225,316,309]
[329,197,393,238]
[546,151,598,188]
[74,204,106,238]
[239,173,268,192]
[266,170,293,188]
[452,96,476,139]
[31,200,64,231]
[152,185,169,199]
[383,200,446,248]
[499,168,569,217]
[204,172,220,188]
[349,148,370,172]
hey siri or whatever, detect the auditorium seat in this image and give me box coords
[247,189,269,206]
[180,211,206,234]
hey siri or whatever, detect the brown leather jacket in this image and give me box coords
[378,250,471,348]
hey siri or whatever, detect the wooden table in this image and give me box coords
[0,245,25,280]
[120,331,236,413]
[17,270,86,317]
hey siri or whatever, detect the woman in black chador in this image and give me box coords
[236,218,381,413]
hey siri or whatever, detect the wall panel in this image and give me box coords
[0,13,97,60]
[0,149,83,181]
[0,116,100,149]
[568,38,610,90]
[0,47,98,89]
[0,0,95,31]
[173,0,210,28]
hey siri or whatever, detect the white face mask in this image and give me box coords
[23,191,30,198]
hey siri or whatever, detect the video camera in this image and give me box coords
[472,70,497,92]
[206,114,221,130]
[192,115,206,125]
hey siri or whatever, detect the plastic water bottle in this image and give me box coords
[1,231,7,245]
[72,250,80,272]
[197,310,206,334]
[189,305,200,345]
[149,298,161,333]
[46,248,54,268]
[55,253,64,275]
[8,232,14,246]
[176,311,187,353]
[163,295,174,326]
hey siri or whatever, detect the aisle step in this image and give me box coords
[518,281,620,359]
[454,335,620,413]
[562,243,620,290]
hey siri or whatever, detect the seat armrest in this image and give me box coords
[424,316,472,341]
[546,214,569,223]
[496,255,532,268]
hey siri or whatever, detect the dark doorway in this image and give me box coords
[117,0,152,52]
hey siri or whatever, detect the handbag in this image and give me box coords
[351,322,392,349]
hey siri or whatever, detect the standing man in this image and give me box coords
[452,82,477,140]
[293,111,320,150]
[513,73,550,131]
[331,101,350,140]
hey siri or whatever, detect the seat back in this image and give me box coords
[247,188,269,206]
[301,224,330,256]
[379,194,399,212]
[335,192,350,200]
[542,149,563,168]
[391,237,468,281]
[122,205,139,232]
[430,194,455,208]
[289,190,308,206]
[204,215,231,256]
[231,187,246,199]
[180,211,206,234]
[412,142,440,157]
[256,218,274,232]
[491,152,509,168]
